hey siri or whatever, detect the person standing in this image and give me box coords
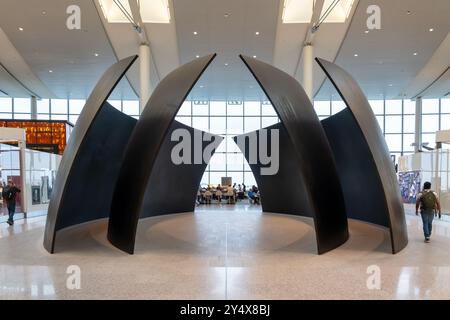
[2,180,21,226]
[416,181,441,243]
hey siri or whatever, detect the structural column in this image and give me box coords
[434,142,441,196]
[303,43,314,102]
[18,139,27,217]
[31,96,37,120]
[139,43,151,114]
[414,97,422,153]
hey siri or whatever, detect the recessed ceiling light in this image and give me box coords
[429,28,434,32]
[18,27,24,31]
[353,53,358,57]
[49,70,53,73]
[413,52,418,56]
[94,53,99,57]
[224,13,230,18]
[252,55,257,58]
[364,30,369,34]
[42,10,47,15]
[407,10,411,15]
[224,63,229,66]
[199,85,204,88]
[195,55,200,58]
[388,84,393,87]
[255,31,260,35]
[193,31,198,35]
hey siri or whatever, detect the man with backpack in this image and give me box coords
[2,179,21,226]
[416,181,441,243]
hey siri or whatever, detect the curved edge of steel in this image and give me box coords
[43,55,138,253]
[233,122,312,217]
[239,55,348,254]
[140,120,224,218]
[316,57,408,254]
[107,54,216,254]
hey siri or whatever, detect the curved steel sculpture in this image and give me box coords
[239,55,348,254]
[44,54,221,254]
[107,54,216,254]
[316,57,408,253]
[233,122,312,217]
[43,55,138,253]
[141,121,223,218]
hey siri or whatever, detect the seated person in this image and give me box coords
[237,184,245,200]
[204,188,212,204]
[248,190,260,204]
[248,190,255,203]
[216,184,223,203]
[226,185,235,204]
[254,191,260,205]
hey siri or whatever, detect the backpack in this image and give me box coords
[421,191,437,210]
[2,187,14,201]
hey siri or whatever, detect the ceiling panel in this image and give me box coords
[0,0,135,99]
[173,0,280,101]
[316,0,450,100]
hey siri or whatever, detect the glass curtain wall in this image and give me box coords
[2,97,450,185]
[175,100,280,186]
[313,98,450,162]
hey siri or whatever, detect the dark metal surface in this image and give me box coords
[322,109,389,226]
[108,54,216,254]
[141,121,223,218]
[316,57,408,253]
[233,123,312,217]
[53,103,136,232]
[240,55,348,254]
[43,55,138,253]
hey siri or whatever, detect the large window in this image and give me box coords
[175,100,280,186]
[3,96,450,184]
[0,97,13,119]
[314,99,417,161]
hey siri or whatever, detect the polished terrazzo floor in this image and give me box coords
[0,203,450,299]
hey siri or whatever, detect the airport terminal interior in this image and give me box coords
[1,0,450,300]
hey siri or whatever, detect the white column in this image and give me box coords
[414,97,422,153]
[303,43,314,102]
[139,43,151,114]
[31,96,37,120]
[18,140,28,217]
[434,142,441,197]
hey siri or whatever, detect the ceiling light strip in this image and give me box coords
[313,0,361,99]
[317,0,340,26]
[93,0,140,98]
[112,0,136,25]
[412,65,450,99]
[0,63,41,99]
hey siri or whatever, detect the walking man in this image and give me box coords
[2,179,21,226]
[416,181,441,243]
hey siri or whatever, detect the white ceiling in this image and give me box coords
[0,0,449,102]
[317,0,450,100]
[0,0,135,100]
[173,0,280,101]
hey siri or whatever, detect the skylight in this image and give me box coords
[282,0,354,24]
[99,0,170,23]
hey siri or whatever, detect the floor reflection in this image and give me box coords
[0,265,55,299]
[0,204,450,299]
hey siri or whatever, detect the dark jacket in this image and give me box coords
[2,186,21,203]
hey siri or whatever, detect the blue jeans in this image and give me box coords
[421,209,435,238]
[7,201,16,222]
